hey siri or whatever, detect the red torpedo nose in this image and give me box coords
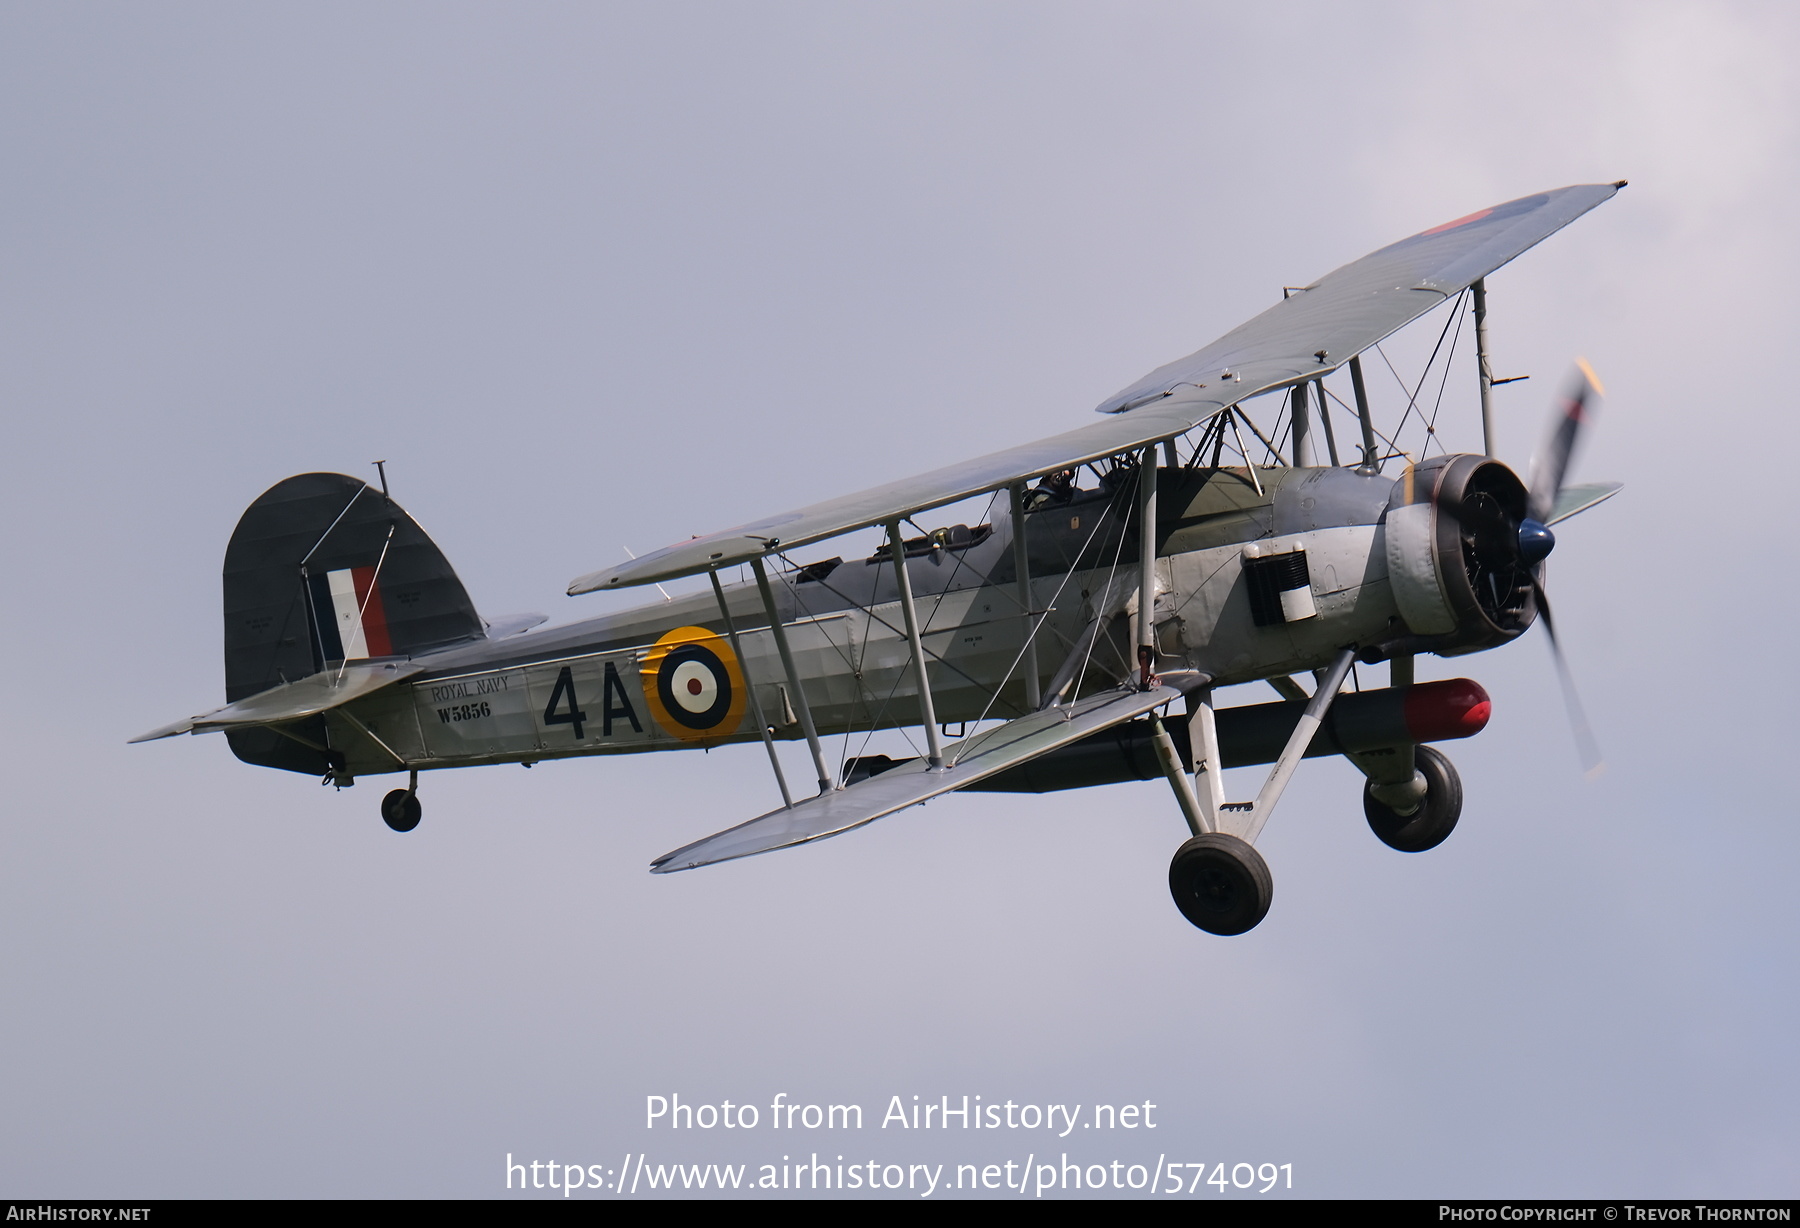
[1402,678,1493,742]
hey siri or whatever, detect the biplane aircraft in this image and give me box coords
[135,182,1626,934]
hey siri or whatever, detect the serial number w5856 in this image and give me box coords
[437,701,492,724]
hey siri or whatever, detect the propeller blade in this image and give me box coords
[1527,359,1604,525]
[1530,578,1604,777]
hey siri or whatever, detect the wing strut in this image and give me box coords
[1349,355,1382,474]
[1224,412,1264,495]
[750,558,833,795]
[1134,451,1214,833]
[1135,445,1158,690]
[1008,483,1042,712]
[1472,277,1497,456]
[710,568,794,809]
[1313,379,1341,466]
[1289,384,1314,466]
[886,521,946,769]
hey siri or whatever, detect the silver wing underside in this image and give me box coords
[651,683,1183,872]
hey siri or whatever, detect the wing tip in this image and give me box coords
[128,719,195,744]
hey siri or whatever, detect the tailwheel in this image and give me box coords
[1168,834,1273,935]
[1364,745,1461,852]
[381,788,422,833]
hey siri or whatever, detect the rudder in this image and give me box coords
[222,472,484,773]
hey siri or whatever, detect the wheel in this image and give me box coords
[1168,834,1273,935]
[1364,745,1461,852]
[381,788,421,833]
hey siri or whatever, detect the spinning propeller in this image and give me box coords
[1450,361,1606,773]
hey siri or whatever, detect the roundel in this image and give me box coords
[640,626,748,742]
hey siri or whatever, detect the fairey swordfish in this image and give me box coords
[136,182,1626,935]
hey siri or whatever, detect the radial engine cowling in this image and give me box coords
[1384,454,1538,655]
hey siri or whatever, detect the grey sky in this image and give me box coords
[2,2,1794,1198]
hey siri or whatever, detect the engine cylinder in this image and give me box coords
[1386,454,1538,656]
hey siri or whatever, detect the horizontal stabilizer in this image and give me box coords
[650,683,1182,872]
[1546,481,1622,526]
[129,660,424,743]
[482,612,548,638]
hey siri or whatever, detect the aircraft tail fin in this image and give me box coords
[221,472,484,773]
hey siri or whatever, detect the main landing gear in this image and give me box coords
[1153,651,1360,936]
[1155,653,1467,935]
[1168,834,1273,936]
[381,769,422,833]
[1364,745,1462,853]
[1163,745,1462,933]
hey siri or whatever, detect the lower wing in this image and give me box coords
[651,683,1183,872]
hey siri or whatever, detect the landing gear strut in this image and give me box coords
[1168,834,1273,936]
[1159,649,1361,935]
[381,769,421,833]
[1364,745,1461,852]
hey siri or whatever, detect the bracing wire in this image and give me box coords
[1377,288,1468,455]
[1066,471,1139,709]
[1420,298,1469,458]
[959,491,1126,743]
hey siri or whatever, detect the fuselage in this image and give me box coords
[321,459,1521,781]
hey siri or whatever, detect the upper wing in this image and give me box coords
[571,183,1624,595]
[1094,184,1623,414]
[650,683,1182,872]
[128,660,424,742]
